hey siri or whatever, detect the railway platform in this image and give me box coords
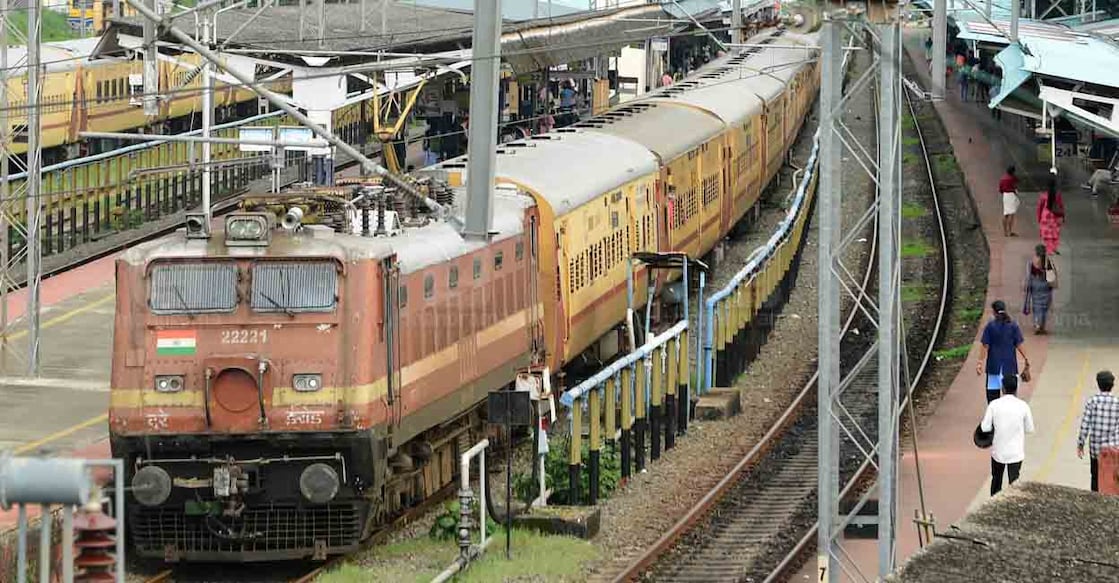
[803,27,1119,580]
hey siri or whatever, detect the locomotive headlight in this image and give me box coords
[154,375,185,393]
[299,463,340,504]
[132,466,173,507]
[224,213,272,247]
[293,373,322,392]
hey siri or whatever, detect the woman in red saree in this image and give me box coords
[1036,177,1065,255]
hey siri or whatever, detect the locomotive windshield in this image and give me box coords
[250,261,338,313]
[149,262,238,315]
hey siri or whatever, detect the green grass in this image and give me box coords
[933,154,959,177]
[902,202,927,219]
[958,307,984,324]
[933,344,972,361]
[901,238,934,258]
[903,134,921,147]
[903,152,917,165]
[319,529,599,583]
[7,10,82,42]
[901,283,929,303]
[902,112,917,131]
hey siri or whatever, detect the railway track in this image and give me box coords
[612,43,951,583]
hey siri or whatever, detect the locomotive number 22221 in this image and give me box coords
[221,329,269,344]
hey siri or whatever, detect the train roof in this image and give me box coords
[424,129,658,218]
[638,31,816,124]
[570,101,725,162]
[495,130,660,215]
[4,37,103,75]
[422,33,815,220]
[120,190,534,275]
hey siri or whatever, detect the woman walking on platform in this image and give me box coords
[1024,244,1056,335]
[1036,177,1065,254]
[977,300,1029,404]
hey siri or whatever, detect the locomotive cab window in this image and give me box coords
[424,274,435,299]
[149,262,238,314]
[494,251,504,271]
[449,266,459,289]
[473,257,483,280]
[250,261,337,313]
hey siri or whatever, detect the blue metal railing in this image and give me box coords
[701,132,821,394]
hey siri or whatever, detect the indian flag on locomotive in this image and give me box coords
[156,330,197,356]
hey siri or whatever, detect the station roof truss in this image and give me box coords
[103,1,731,74]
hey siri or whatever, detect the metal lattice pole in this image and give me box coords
[202,13,213,222]
[818,14,905,582]
[877,21,902,579]
[816,17,843,583]
[0,0,10,370]
[26,0,42,377]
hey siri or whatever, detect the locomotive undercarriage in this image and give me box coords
[112,411,484,562]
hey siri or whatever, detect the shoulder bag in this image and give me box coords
[1046,259,1058,289]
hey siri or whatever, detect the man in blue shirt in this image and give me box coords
[976,300,1030,403]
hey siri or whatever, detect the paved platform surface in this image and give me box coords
[790,28,1119,582]
[0,254,116,456]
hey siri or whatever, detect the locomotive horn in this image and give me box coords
[282,207,305,230]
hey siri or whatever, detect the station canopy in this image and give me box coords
[955,16,1119,137]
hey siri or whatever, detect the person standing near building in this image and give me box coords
[977,300,1029,403]
[1036,177,1065,255]
[999,166,1020,237]
[981,375,1035,496]
[1077,371,1119,492]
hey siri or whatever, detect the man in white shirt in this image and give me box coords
[980,375,1035,495]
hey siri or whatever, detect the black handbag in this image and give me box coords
[974,424,994,449]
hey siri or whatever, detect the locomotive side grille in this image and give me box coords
[132,503,362,558]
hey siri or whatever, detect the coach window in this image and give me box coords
[449,266,459,289]
[494,251,504,271]
[473,257,482,280]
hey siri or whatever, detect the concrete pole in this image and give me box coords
[877,21,900,580]
[201,15,213,222]
[1011,0,1020,43]
[360,0,366,32]
[731,0,743,45]
[1,0,10,367]
[26,0,42,376]
[143,0,159,117]
[299,0,306,41]
[816,18,842,583]
[932,0,947,99]
[985,0,992,18]
[463,0,503,240]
